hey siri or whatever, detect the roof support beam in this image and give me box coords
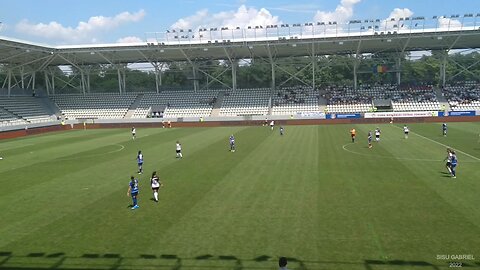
[266,44,276,93]
[448,57,480,82]
[447,35,462,52]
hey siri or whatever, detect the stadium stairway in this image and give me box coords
[267,96,273,115]
[318,95,328,114]
[40,96,62,118]
[435,88,451,112]
[210,91,225,117]
[124,94,143,118]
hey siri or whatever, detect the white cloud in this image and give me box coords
[438,16,462,30]
[388,8,414,20]
[269,4,321,14]
[117,36,144,43]
[313,0,361,23]
[380,8,414,31]
[15,10,146,44]
[169,5,281,41]
[171,5,281,30]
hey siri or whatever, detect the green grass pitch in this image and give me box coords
[0,122,479,270]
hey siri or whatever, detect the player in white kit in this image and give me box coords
[150,171,162,202]
[403,125,409,139]
[176,141,183,158]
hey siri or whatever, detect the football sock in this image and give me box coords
[132,197,137,206]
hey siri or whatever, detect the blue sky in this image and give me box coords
[0,0,478,45]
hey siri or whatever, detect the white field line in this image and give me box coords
[391,125,480,162]
[341,143,443,162]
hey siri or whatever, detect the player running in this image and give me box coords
[270,120,275,131]
[127,176,140,210]
[176,141,183,158]
[375,128,381,142]
[368,131,373,149]
[131,127,136,140]
[280,126,284,136]
[450,151,457,178]
[403,125,409,139]
[442,123,447,137]
[350,128,356,142]
[229,134,236,152]
[137,150,144,174]
[150,171,162,202]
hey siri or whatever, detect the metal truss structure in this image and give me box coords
[1,14,480,95]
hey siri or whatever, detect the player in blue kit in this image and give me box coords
[229,135,236,152]
[137,150,144,174]
[450,151,457,179]
[442,123,447,137]
[127,176,139,209]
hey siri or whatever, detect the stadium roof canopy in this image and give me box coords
[1,23,480,68]
[1,15,480,94]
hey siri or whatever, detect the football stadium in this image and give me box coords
[1,2,480,270]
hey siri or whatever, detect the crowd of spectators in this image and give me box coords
[391,85,437,103]
[273,86,318,107]
[442,82,480,106]
[321,84,438,105]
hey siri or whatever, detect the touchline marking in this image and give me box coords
[391,125,480,162]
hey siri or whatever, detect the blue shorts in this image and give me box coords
[131,192,138,197]
[138,162,143,166]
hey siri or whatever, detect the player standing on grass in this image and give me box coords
[150,171,162,202]
[368,131,373,148]
[229,134,236,152]
[131,127,136,140]
[450,151,458,179]
[442,123,447,137]
[137,150,144,174]
[350,128,356,142]
[403,125,409,139]
[375,127,381,142]
[270,120,275,131]
[280,126,284,136]
[176,141,183,158]
[127,176,139,210]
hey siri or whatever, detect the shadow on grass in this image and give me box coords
[0,251,478,270]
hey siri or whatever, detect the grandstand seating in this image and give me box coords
[0,107,26,126]
[132,90,219,118]
[391,85,440,111]
[323,84,440,113]
[323,85,373,113]
[443,82,480,111]
[1,83,470,126]
[271,86,320,115]
[0,96,54,125]
[52,93,137,119]
[219,88,270,116]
